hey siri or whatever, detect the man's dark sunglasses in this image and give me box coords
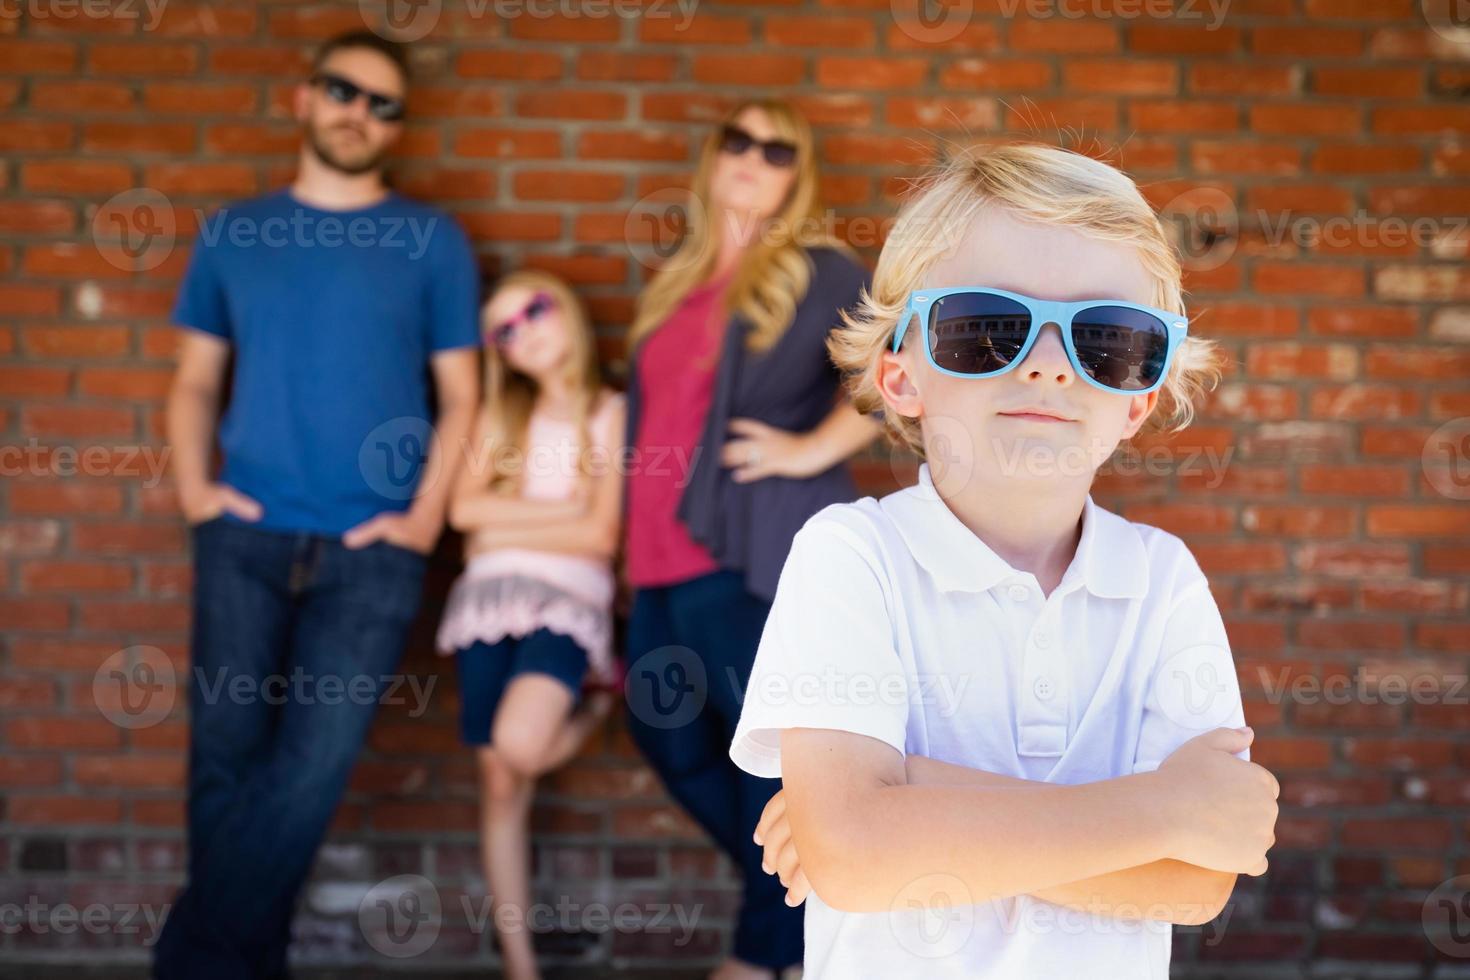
[310,72,406,123]
[718,124,798,168]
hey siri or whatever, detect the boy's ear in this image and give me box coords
[877,349,923,420]
[1120,389,1160,439]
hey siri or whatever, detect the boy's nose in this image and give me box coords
[1018,323,1076,385]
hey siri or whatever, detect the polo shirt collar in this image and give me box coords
[883,463,1149,600]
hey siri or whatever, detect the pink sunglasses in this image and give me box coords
[487,292,555,349]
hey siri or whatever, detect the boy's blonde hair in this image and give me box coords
[829,141,1224,458]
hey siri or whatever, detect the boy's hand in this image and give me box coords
[754,789,812,907]
[1157,727,1278,876]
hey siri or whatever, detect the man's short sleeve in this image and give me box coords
[426,216,481,353]
[730,515,909,779]
[1133,568,1248,774]
[171,236,231,339]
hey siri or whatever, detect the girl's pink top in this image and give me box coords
[436,393,623,682]
[623,272,733,589]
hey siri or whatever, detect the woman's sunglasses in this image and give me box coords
[310,72,406,123]
[718,125,798,168]
[892,287,1189,395]
[487,292,556,350]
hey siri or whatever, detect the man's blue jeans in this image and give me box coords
[154,518,426,980]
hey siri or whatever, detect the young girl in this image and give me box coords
[438,270,625,980]
[729,143,1280,977]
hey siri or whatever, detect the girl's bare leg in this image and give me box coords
[479,746,538,980]
[477,674,597,980]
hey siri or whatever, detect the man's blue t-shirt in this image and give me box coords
[172,188,480,536]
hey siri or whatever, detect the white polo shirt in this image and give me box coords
[730,462,1246,980]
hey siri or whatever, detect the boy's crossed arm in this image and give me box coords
[755,725,1276,924]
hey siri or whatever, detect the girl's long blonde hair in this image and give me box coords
[476,269,604,495]
[626,99,849,354]
[829,141,1225,457]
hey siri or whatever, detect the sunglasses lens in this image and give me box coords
[762,142,797,168]
[368,95,405,122]
[929,292,1032,376]
[1070,306,1171,391]
[524,295,553,321]
[323,77,356,104]
[719,126,753,156]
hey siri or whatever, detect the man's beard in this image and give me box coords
[305,121,386,176]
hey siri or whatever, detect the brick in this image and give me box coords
[815,57,927,90]
[1009,18,1118,53]
[511,170,624,203]
[20,159,135,194]
[576,130,688,162]
[20,560,134,593]
[1189,64,1299,97]
[694,53,805,86]
[20,326,132,358]
[1366,506,1470,538]
[513,90,626,120]
[639,14,750,45]
[767,15,874,48]
[87,43,200,76]
[0,200,75,238]
[7,796,124,825]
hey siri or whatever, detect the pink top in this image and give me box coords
[436,393,623,682]
[623,272,733,589]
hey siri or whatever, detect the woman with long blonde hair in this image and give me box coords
[437,270,625,980]
[621,99,878,980]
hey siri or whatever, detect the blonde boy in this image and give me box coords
[729,143,1279,978]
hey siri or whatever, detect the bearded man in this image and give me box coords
[155,30,480,979]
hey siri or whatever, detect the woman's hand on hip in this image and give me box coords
[722,417,816,483]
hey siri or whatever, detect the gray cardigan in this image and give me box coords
[623,246,872,602]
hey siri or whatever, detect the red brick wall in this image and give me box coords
[2,0,1468,972]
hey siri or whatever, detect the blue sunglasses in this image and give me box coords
[892,286,1190,395]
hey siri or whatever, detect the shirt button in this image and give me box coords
[1033,676,1055,700]
[1032,628,1050,648]
[1008,584,1030,602]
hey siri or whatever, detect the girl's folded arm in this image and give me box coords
[447,490,584,532]
[780,728,1184,915]
[459,398,627,558]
